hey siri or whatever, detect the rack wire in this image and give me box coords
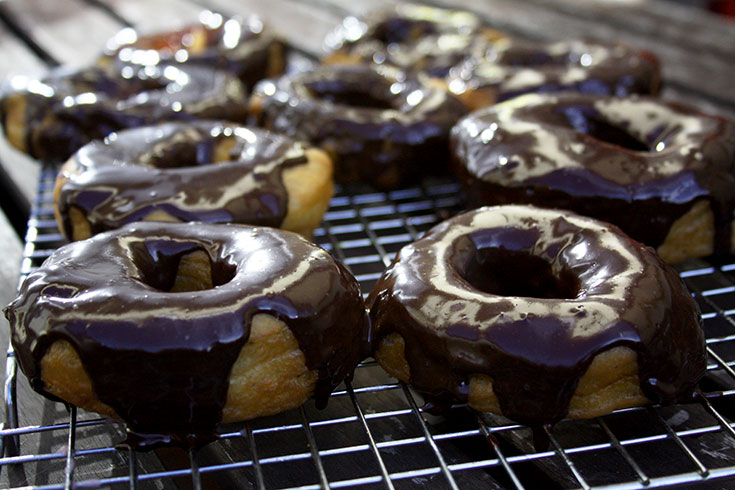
[0,163,733,489]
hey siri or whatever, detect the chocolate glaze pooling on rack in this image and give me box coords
[451,93,735,256]
[4,222,369,447]
[368,206,706,426]
[56,122,307,238]
[0,64,247,162]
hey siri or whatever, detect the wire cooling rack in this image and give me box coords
[1,163,734,489]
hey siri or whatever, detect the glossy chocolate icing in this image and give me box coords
[56,121,307,238]
[368,205,706,425]
[448,39,661,105]
[0,63,247,161]
[253,64,467,189]
[100,11,284,90]
[451,93,735,256]
[4,222,369,446]
[324,3,497,78]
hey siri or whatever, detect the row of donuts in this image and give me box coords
[253,2,665,189]
[1,8,349,447]
[4,4,733,264]
[0,4,662,164]
[4,205,707,447]
[0,3,726,447]
[316,3,735,263]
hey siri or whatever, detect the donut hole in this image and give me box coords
[454,230,579,299]
[139,134,238,168]
[557,106,651,152]
[304,79,396,110]
[463,249,578,298]
[131,239,236,292]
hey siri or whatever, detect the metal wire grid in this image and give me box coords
[0,164,733,489]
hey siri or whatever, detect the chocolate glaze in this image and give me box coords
[324,3,496,78]
[4,222,369,446]
[253,64,467,189]
[56,121,307,239]
[100,11,284,91]
[448,39,661,104]
[368,205,706,426]
[0,64,247,162]
[451,93,735,256]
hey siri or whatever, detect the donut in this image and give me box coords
[4,221,369,446]
[53,121,333,240]
[368,205,706,426]
[250,64,468,189]
[451,93,735,263]
[324,3,506,78]
[0,63,247,162]
[99,11,285,91]
[447,38,661,110]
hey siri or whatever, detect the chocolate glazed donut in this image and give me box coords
[54,121,333,240]
[368,205,706,428]
[4,222,369,447]
[251,64,468,189]
[100,11,285,91]
[451,93,735,263]
[324,3,505,78]
[447,38,661,110]
[0,63,247,162]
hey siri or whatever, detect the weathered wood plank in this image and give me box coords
[0,2,192,486]
[93,0,206,34]
[0,1,732,489]
[0,0,123,67]
[0,211,22,309]
[0,24,47,220]
[0,141,39,227]
[311,0,735,109]
[427,0,735,105]
[201,0,339,56]
[524,0,735,61]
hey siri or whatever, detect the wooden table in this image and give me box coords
[0,1,733,489]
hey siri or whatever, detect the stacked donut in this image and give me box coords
[3,2,727,447]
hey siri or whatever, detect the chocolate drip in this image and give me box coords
[5,222,369,447]
[0,64,247,161]
[451,94,735,256]
[368,206,706,426]
[57,122,306,238]
[100,13,283,91]
[253,64,467,189]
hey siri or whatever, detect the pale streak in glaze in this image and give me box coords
[0,64,248,162]
[101,12,282,91]
[449,38,660,102]
[254,64,467,188]
[324,3,486,77]
[450,93,735,254]
[57,121,307,237]
[368,205,705,425]
[5,222,369,445]
[416,206,643,338]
